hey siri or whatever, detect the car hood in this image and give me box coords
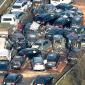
[32,45,39,49]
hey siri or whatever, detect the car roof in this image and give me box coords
[2,14,16,18]
[16,0,27,3]
[6,73,18,80]
[34,76,53,83]
[12,12,23,18]
[0,49,9,57]
[14,0,27,6]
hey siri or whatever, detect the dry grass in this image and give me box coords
[0,0,15,15]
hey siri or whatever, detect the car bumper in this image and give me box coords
[33,65,45,71]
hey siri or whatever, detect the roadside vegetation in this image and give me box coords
[0,0,15,15]
[58,50,85,85]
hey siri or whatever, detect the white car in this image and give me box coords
[11,0,32,13]
[31,55,45,71]
[1,12,23,25]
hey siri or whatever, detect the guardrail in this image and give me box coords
[54,48,85,85]
[0,0,6,8]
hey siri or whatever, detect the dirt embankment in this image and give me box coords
[74,3,85,25]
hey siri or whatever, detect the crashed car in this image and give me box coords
[56,3,73,11]
[32,4,57,16]
[78,34,85,48]
[32,39,52,54]
[31,75,53,85]
[18,48,41,59]
[53,16,71,28]
[34,13,58,25]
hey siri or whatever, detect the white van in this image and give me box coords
[1,14,16,25]
[0,49,11,61]
[50,0,72,6]
[1,12,23,25]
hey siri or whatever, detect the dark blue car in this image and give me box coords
[34,13,58,25]
[32,75,53,85]
[2,73,23,85]
[0,60,10,73]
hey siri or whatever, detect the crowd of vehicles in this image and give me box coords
[0,0,84,85]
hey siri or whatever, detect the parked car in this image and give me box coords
[31,75,53,85]
[2,73,23,85]
[10,55,26,70]
[31,55,45,71]
[46,53,60,69]
[18,48,41,59]
[11,0,32,13]
[32,39,52,54]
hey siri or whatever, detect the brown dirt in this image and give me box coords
[74,4,85,25]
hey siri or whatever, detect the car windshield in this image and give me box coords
[3,18,12,21]
[33,57,43,63]
[0,60,9,64]
[47,55,57,61]
[13,5,21,9]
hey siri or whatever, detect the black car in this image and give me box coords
[8,30,32,51]
[2,73,23,85]
[46,53,60,69]
[56,3,73,11]
[25,31,39,45]
[34,13,58,25]
[32,75,53,85]
[32,4,57,16]
[7,30,26,50]
[53,16,71,28]
[11,55,26,70]
[18,48,41,59]
[45,28,64,39]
